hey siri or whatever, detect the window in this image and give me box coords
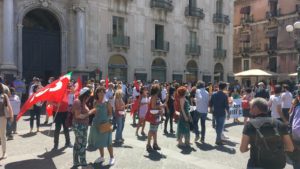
[112,16,124,37]
[189,0,197,7]
[216,0,223,14]
[269,57,277,72]
[217,36,223,49]
[190,31,197,47]
[155,24,164,49]
[270,2,278,16]
[269,37,277,50]
[243,59,250,71]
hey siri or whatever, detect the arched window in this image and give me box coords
[186,60,198,83]
[214,63,224,82]
[151,58,166,82]
[108,55,128,81]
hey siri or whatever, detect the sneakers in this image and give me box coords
[141,131,146,136]
[109,158,115,166]
[163,129,168,135]
[94,157,105,163]
[221,134,229,140]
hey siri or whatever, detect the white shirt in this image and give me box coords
[281,91,293,109]
[269,95,281,118]
[9,95,20,115]
[195,88,209,113]
[132,87,140,98]
[161,87,167,101]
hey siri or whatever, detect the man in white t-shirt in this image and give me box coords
[269,85,288,124]
[281,84,293,121]
[161,84,167,103]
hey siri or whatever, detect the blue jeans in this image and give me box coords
[192,112,207,139]
[215,116,226,142]
[115,116,125,141]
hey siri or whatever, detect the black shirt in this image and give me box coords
[243,116,289,168]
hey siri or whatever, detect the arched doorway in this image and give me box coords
[151,58,166,82]
[108,55,128,81]
[186,60,198,83]
[214,63,224,82]
[22,9,61,84]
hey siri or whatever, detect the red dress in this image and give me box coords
[145,98,158,124]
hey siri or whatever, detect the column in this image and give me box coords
[2,0,16,70]
[73,6,86,70]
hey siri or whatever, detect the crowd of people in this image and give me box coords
[0,75,300,169]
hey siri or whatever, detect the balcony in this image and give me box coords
[240,47,251,53]
[266,9,281,19]
[151,40,169,53]
[214,49,227,60]
[240,15,253,25]
[213,13,230,25]
[186,44,201,56]
[107,34,130,49]
[185,6,205,19]
[150,0,173,12]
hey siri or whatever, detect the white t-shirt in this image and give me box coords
[161,88,167,101]
[269,95,281,118]
[132,87,140,98]
[9,95,20,115]
[281,91,293,109]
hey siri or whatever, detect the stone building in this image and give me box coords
[0,0,234,84]
[234,0,300,85]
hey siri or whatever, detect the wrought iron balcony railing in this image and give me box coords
[185,6,205,19]
[214,49,227,60]
[107,34,130,48]
[213,13,230,25]
[186,44,201,56]
[150,0,173,12]
[151,40,170,52]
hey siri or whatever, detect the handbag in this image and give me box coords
[98,122,113,133]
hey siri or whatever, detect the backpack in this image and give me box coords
[249,117,286,169]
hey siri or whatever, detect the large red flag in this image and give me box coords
[74,77,82,98]
[17,72,72,121]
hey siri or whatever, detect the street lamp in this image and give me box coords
[286,21,300,85]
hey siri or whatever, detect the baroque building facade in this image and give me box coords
[0,0,234,83]
[234,0,300,85]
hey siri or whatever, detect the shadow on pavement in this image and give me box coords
[41,130,54,137]
[113,142,133,149]
[37,147,66,159]
[178,145,197,155]
[137,135,147,141]
[195,142,236,154]
[92,163,111,169]
[223,140,238,147]
[19,132,37,138]
[144,151,167,161]
[163,133,176,138]
[5,159,57,169]
[195,142,215,151]
[224,122,243,129]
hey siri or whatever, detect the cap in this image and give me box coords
[79,87,90,96]
[153,80,159,84]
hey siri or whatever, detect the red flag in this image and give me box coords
[17,72,72,121]
[130,96,140,116]
[74,77,82,98]
[134,79,139,91]
[105,76,109,89]
[46,104,54,116]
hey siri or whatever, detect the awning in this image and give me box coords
[240,34,250,42]
[240,6,251,14]
[234,69,278,77]
[266,28,278,38]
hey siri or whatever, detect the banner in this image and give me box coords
[229,99,243,118]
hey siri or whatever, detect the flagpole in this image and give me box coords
[48,102,61,136]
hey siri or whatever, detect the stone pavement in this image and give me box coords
[0,113,293,169]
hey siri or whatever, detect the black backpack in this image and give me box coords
[249,117,286,169]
